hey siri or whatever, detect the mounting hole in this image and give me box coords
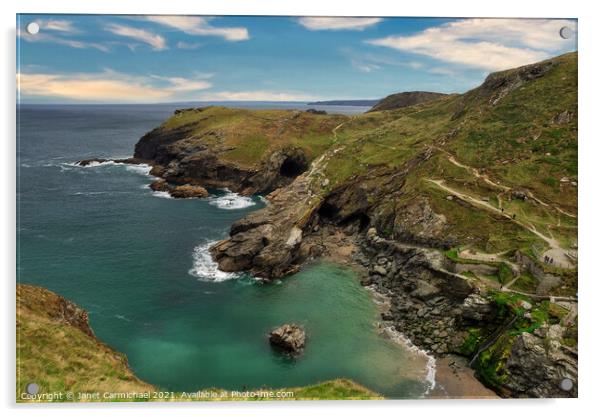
[26,382,39,395]
[559,26,574,40]
[559,378,574,391]
[26,22,40,35]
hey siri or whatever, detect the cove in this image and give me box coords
[17,104,431,399]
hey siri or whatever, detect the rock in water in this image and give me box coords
[269,324,306,354]
[149,179,169,192]
[170,184,209,199]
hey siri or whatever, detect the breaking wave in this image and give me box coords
[209,190,256,210]
[68,160,152,176]
[151,191,173,199]
[188,240,240,282]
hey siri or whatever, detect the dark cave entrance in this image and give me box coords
[317,202,371,230]
[279,157,306,178]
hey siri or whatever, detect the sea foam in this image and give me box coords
[209,190,256,210]
[189,241,240,282]
[151,191,173,199]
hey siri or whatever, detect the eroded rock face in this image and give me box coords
[134,124,310,195]
[502,325,578,397]
[269,324,306,354]
[211,172,316,279]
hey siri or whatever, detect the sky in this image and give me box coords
[16,15,578,103]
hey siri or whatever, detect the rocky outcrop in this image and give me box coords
[211,174,315,279]
[170,184,209,199]
[269,324,306,354]
[356,228,478,355]
[501,324,578,397]
[150,179,209,198]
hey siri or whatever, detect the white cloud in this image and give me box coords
[38,19,78,33]
[298,17,382,31]
[367,18,577,71]
[146,16,249,41]
[17,70,212,102]
[105,23,167,50]
[198,90,318,101]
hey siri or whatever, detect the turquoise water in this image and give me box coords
[17,104,430,398]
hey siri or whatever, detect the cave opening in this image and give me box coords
[317,202,339,219]
[279,157,306,178]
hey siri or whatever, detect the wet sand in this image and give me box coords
[427,355,498,399]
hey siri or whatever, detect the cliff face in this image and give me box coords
[131,52,578,398]
[133,107,346,195]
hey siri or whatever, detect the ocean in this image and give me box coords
[17,102,432,398]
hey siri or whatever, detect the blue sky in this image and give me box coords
[17,15,577,103]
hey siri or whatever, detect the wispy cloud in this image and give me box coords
[367,18,577,71]
[342,48,424,73]
[17,70,212,102]
[18,20,109,52]
[38,19,78,33]
[105,23,167,50]
[150,75,212,91]
[176,41,203,50]
[198,90,318,101]
[18,28,109,52]
[145,16,249,41]
[298,17,382,31]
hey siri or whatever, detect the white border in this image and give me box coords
[2,1,600,416]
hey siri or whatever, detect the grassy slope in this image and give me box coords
[17,284,380,402]
[324,52,577,255]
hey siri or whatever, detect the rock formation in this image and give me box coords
[269,324,306,354]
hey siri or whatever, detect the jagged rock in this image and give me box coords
[502,326,577,397]
[372,265,388,276]
[150,179,169,192]
[511,190,528,201]
[269,324,306,354]
[461,294,495,321]
[76,158,109,166]
[552,110,572,125]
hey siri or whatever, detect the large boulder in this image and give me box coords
[169,184,209,199]
[269,324,306,354]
